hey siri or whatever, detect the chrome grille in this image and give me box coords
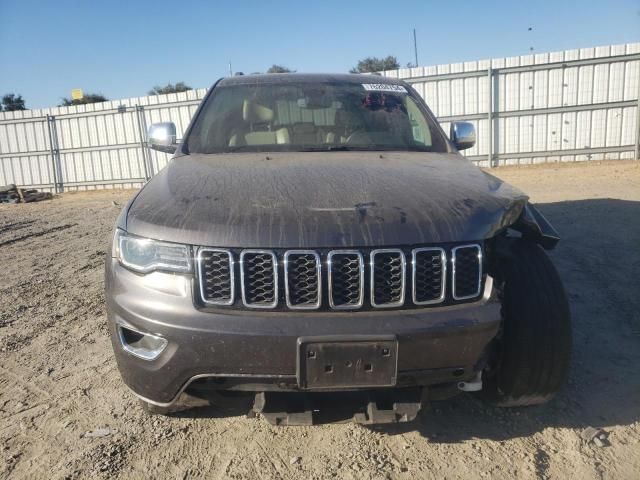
[284,251,321,309]
[370,249,405,307]
[240,250,278,308]
[452,244,482,300]
[412,248,446,305]
[197,243,483,310]
[198,249,234,305]
[328,251,364,309]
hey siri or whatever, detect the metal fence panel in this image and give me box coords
[392,43,640,166]
[0,43,638,190]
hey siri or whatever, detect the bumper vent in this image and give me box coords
[197,243,483,311]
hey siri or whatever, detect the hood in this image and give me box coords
[126,152,527,248]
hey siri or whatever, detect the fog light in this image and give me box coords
[118,325,168,361]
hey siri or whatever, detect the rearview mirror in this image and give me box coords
[148,122,177,154]
[450,122,476,151]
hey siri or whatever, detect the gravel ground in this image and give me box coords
[1,160,639,479]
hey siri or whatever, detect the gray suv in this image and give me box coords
[106,74,571,424]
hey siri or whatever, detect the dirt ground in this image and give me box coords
[1,160,639,479]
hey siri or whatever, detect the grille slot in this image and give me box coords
[198,249,234,305]
[452,244,482,300]
[328,251,364,309]
[412,248,446,305]
[240,250,278,308]
[284,251,321,309]
[370,249,405,307]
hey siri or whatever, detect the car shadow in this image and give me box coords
[371,198,640,442]
[174,199,640,441]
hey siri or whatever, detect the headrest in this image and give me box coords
[243,99,274,123]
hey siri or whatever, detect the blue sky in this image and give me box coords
[1,0,638,109]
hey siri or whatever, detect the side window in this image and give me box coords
[405,97,432,146]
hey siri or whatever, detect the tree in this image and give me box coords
[349,56,400,73]
[59,93,108,106]
[266,65,293,74]
[148,82,193,96]
[1,93,26,111]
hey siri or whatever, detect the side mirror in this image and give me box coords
[148,122,177,154]
[450,122,476,151]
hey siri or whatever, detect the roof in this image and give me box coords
[217,72,406,86]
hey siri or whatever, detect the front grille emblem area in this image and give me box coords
[197,243,483,310]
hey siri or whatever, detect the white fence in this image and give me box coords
[0,88,207,192]
[0,43,638,192]
[386,43,640,166]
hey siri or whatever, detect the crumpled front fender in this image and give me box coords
[512,203,560,250]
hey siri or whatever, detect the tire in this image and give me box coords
[481,240,571,407]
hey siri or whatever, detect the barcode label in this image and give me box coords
[362,84,408,93]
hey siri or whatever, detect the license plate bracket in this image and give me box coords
[297,336,398,390]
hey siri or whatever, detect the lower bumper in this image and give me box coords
[106,260,501,405]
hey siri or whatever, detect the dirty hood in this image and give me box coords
[126,152,528,248]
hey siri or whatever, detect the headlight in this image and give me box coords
[115,230,191,274]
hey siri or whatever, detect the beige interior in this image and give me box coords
[242,129,290,145]
[229,100,290,146]
[242,99,275,123]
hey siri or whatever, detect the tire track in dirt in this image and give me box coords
[0,220,37,235]
[0,223,77,247]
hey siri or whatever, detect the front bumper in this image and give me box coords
[106,259,501,405]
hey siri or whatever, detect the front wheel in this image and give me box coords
[481,240,572,407]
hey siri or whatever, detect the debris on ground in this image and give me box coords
[83,428,115,438]
[0,184,53,204]
[580,427,609,447]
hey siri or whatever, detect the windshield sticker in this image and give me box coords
[362,83,408,94]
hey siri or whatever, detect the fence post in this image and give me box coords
[45,115,62,193]
[45,115,57,193]
[52,117,64,192]
[139,107,154,178]
[635,76,640,161]
[487,67,493,167]
[134,105,150,181]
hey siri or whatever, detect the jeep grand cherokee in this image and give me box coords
[105,74,571,424]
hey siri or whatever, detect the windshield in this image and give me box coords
[186,81,448,153]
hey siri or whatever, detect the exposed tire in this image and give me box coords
[481,240,571,407]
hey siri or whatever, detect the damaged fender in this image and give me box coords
[511,203,560,250]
